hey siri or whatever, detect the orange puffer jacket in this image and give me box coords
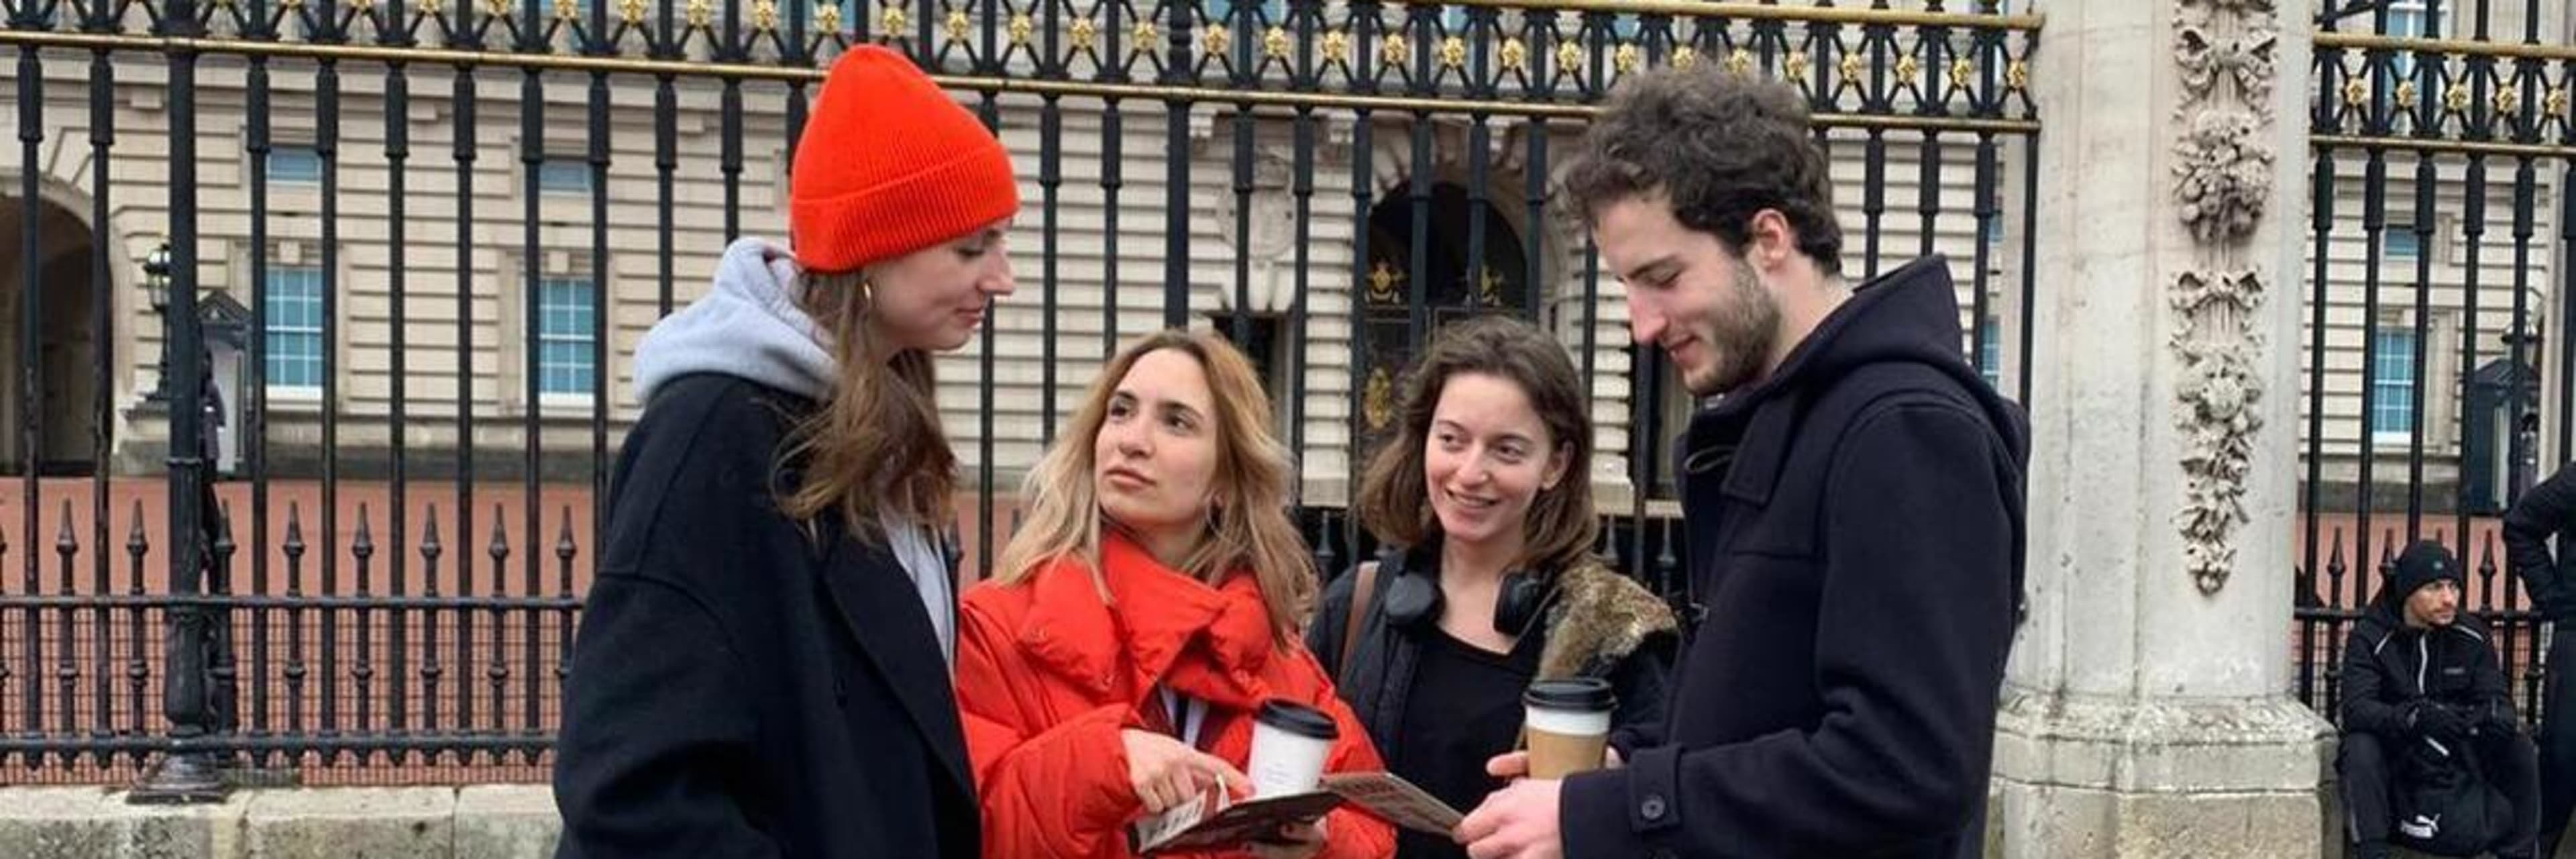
[955,531,1397,859]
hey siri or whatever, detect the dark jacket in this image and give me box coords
[1304,546,1679,771]
[2503,465,2576,621]
[1561,255,2028,859]
[2341,587,2515,738]
[552,373,978,859]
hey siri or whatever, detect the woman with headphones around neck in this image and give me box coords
[1306,315,1678,859]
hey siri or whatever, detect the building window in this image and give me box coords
[2383,0,2429,42]
[1977,316,2002,387]
[268,146,323,185]
[2385,224,2421,260]
[1609,13,1640,40]
[1982,1,2013,88]
[538,277,599,397]
[1210,313,1290,432]
[2371,327,2418,442]
[537,158,593,195]
[262,267,326,390]
[1202,0,1285,26]
[2379,0,2429,126]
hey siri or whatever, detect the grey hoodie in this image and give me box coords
[629,236,957,666]
[633,238,837,404]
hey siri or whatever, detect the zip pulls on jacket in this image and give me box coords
[1159,687,1210,749]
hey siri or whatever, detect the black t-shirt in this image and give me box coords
[1389,624,1542,859]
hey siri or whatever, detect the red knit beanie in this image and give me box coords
[790,46,1020,274]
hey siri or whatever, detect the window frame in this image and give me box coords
[2368,326,2420,446]
[534,275,602,401]
[260,265,328,396]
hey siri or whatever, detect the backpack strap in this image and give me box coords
[1338,560,1380,683]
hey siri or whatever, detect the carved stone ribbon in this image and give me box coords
[2169,0,2278,595]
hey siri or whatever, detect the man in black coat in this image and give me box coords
[2338,540,2540,859]
[2502,464,2576,854]
[1455,65,2026,858]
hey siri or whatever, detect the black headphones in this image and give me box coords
[1377,544,1557,638]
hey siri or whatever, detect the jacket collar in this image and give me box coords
[1679,391,1803,509]
[1682,256,1961,509]
[812,524,973,793]
[1020,529,1277,708]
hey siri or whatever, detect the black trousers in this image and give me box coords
[2540,627,2576,855]
[2342,729,2542,855]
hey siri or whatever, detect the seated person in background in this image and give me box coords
[2339,540,2542,859]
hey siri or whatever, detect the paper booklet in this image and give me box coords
[1128,771,1464,855]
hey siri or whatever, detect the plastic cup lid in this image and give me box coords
[1522,677,1615,712]
[1256,699,1340,740]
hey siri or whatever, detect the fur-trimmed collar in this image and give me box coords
[1535,558,1678,680]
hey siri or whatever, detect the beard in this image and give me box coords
[1680,257,1781,397]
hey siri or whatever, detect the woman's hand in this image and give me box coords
[1245,817,1328,859]
[1120,729,1248,813]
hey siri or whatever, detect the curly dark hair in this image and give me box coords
[1562,65,1844,276]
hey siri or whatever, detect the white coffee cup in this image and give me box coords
[1246,699,1339,798]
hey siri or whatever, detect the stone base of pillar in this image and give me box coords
[1988,689,2335,858]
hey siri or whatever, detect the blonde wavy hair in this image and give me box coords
[777,268,957,540]
[991,328,1317,644]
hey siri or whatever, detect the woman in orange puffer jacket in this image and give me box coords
[954,329,1397,859]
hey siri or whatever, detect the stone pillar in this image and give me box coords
[1992,0,2335,856]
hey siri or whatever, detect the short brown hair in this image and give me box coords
[1354,315,1598,575]
[1562,65,1844,276]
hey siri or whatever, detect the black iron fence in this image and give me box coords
[0,0,2040,791]
[2294,0,2576,725]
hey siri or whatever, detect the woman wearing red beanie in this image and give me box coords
[554,45,1018,858]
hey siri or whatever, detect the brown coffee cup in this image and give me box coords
[1522,678,1615,780]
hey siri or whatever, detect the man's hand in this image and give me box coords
[1483,747,1621,781]
[2482,701,2524,735]
[1456,778,1564,859]
[2410,701,2469,740]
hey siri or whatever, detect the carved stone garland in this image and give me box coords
[2170,0,2278,595]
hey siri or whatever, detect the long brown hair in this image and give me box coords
[991,329,1317,644]
[778,268,957,540]
[1355,315,1599,574]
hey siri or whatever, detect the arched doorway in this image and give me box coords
[0,194,105,476]
[1354,181,1533,446]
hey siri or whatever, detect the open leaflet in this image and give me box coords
[1128,771,1464,854]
